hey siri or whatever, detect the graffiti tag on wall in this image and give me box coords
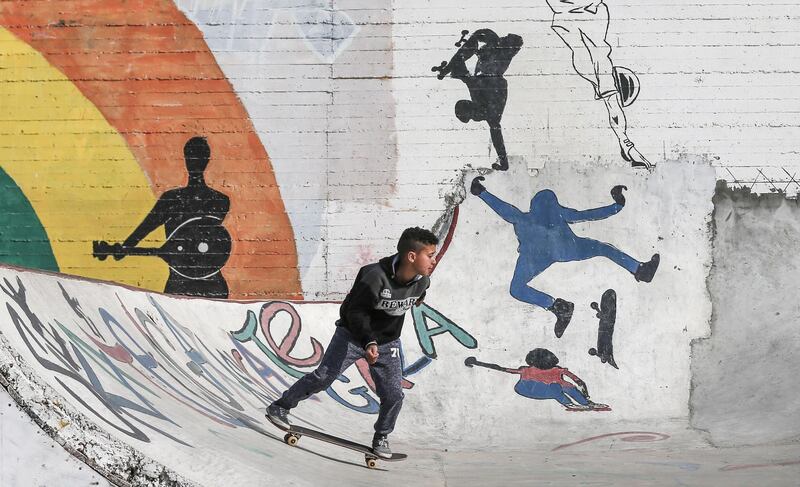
[1,272,476,447]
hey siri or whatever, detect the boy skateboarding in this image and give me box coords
[267,227,439,458]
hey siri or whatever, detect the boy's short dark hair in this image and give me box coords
[397,227,439,256]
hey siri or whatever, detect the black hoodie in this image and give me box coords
[337,254,430,348]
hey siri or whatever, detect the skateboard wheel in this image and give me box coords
[284,433,299,446]
[365,457,377,469]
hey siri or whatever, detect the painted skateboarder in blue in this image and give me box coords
[470,176,659,337]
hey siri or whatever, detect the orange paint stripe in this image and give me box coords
[1,1,301,299]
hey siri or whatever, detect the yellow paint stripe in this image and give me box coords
[0,27,168,290]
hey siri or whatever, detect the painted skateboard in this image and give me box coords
[588,288,618,369]
[431,30,470,79]
[266,415,407,468]
[565,403,611,412]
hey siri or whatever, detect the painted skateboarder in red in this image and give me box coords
[465,348,608,410]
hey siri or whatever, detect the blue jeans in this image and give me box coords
[275,326,404,435]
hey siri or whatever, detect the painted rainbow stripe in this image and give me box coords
[0,1,301,298]
[0,26,168,289]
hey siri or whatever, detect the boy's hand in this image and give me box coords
[611,185,627,206]
[464,356,477,367]
[365,344,379,365]
[470,176,486,195]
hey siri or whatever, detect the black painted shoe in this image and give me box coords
[266,403,291,429]
[548,298,574,338]
[620,138,655,171]
[634,254,660,283]
[372,434,392,459]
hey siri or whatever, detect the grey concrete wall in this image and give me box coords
[691,184,800,446]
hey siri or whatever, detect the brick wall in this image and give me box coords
[1,0,798,299]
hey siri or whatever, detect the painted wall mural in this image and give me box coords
[176,0,359,63]
[469,176,659,338]
[0,0,301,299]
[432,29,523,171]
[589,288,618,368]
[546,0,651,170]
[465,349,610,411]
[0,269,476,449]
[92,137,233,298]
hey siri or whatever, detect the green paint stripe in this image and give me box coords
[0,166,58,271]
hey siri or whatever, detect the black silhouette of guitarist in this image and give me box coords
[93,136,232,298]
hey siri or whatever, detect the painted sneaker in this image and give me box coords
[548,298,574,338]
[620,138,655,171]
[266,403,291,429]
[634,254,660,283]
[372,434,392,459]
[492,155,509,171]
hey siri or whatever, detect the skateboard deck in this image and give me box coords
[566,405,612,412]
[588,288,618,369]
[266,415,407,468]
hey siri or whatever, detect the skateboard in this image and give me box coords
[266,415,407,468]
[566,405,611,412]
[588,288,619,369]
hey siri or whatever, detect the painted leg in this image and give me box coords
[574,237,640,274]
[552,24,603,93]
[515,380,573,406]
[603,94,653,170]
[563,386,590,406]
[489,125,509,171]
[510,256,574,337]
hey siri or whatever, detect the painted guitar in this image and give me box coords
[92,216,232,280]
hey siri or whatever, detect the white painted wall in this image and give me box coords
[176,0,800,299]
[0,156,713,481]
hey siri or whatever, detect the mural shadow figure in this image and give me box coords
[465,349,609,411]
[470,176,659,337]
[547,0,652,170]
[93,136,232,298]
[433,29,523,171]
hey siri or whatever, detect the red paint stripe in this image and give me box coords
[432,205,459,274]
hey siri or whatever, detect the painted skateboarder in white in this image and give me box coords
[547,0,653,170]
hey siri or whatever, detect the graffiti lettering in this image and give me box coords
[1,272,480,454]
[260,302,324,367]
[231,309,306,379]
[412,303,478,359]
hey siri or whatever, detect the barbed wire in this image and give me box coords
[720,167,800,195]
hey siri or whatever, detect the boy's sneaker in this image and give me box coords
[548,298,574,338]
[266,403,291,429]
[634,254,660,283]
[372,434,392,459]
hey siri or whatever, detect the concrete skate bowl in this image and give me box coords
[2,188,800,486]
